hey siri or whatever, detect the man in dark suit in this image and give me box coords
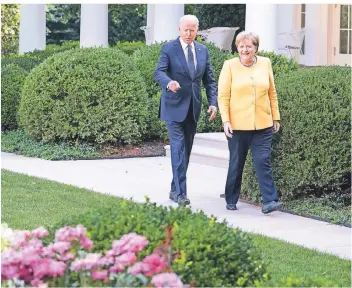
[154,14,218,205]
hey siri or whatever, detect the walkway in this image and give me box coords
[1,152,351,260]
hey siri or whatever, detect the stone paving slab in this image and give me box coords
[1,152,351,260]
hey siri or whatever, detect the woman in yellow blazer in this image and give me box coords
[218,31,283,213]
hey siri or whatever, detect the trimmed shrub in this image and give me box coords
[50,200,268,287]
[133,42,165,99]
[19,48,150,145]
[197,89,223,133]
[149,92,169,140]
[1,56,41,72]
[1,66,28,130]
[113,41,145,55]
[242,67,351,204]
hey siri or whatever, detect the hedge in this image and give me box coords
[242,67,351,205]
[1,66,28,130]
[49,200,268,287]
[19,48,150,145]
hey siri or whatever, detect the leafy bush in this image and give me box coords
[133,42,165,99]
[1,66,28,130]
[149,92,168,140]
[19,48,150,145]
[1,56,41,72]
[242,67,351,205]
[113,41,145,55]
[1,223,185,287]
[50,200,268,287]
[197,89,223,133]
[1,130,99,160]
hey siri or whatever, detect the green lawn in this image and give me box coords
[1,169,351,286]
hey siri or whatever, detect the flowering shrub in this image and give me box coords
[1,224,184,287]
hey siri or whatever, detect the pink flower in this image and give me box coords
[31,278,48,288]
[21,247,42,266]
[55,225,85,242]
[129,254,167,277]
[98,255,115,266]
[80,235,93,250]
[71,253,102,271]
[109,262,125,273]
[129,262,146,275]
[31,227,49,239]
[92,269,109,281]
[52,241,71,254]
[115,252,137,266]
[151,272,184,288]
[1,264,19,280]
[11,230,31,249]
[32,259,66,279]
[111,233,148,255]
[143,254,167,276]
[71,259,84,272]
[60,252,75,262]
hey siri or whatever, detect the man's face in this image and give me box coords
[179,20,198,44]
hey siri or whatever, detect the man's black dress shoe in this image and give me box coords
[177,194,190,206]
[220,193,225,198]
[226,204,237,210]
[262,201,283,214]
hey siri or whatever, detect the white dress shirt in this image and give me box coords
[179,38,197,69]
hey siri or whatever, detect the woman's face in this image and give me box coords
[237,38,256,63]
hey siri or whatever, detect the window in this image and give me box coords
[339,5,351,54]
[301,4,306,55]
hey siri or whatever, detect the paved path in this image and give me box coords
[1,152,351,260]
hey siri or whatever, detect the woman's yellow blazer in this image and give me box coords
[218,56,280,130]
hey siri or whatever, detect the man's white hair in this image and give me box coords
[179,15,199,28]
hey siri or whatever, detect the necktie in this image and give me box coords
[187,45,196,77]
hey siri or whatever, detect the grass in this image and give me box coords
[1,169,351,286]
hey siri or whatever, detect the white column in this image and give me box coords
[245,4,278,52]
[305,4,328,66]
[146,4,155,45]
[80,4,108,48]
[19,4,46,54]
[153,4,184,43]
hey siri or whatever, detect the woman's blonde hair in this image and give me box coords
[235,31,260,52]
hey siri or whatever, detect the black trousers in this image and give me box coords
[165,100,196,198]
[225,127,278,205]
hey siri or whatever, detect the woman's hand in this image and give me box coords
[224,122,233,138]
[273,120,280,133]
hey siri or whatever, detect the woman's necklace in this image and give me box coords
[239,56,256,67]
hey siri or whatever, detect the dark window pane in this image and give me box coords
[340,30,348,54]
[340,5,348,29]
[301,14,305,28]
[301,4,305,12]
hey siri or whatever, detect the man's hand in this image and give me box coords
[167,80,181,93]
[207,105,217,121]
[224,121,233,138]
[273,120,280,133]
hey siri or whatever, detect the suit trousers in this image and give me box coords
[225,127,278,205]
[165,100,196,198]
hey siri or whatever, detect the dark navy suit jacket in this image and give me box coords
[154,38,218,123]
